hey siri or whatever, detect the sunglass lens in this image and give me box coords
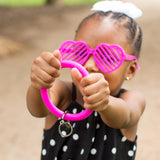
[60,42,88,65]
[95,45,122,73]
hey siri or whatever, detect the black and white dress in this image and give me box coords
[41,84,137,160]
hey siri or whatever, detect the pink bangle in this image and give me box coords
[40,60,93,121]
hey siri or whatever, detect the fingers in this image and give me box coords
[41,50,61,70]
[71,68,82,89]
[31,72,53,89]
[33,55,60,77]
[83,88,110,111]
[53,50,62,62]
[30,50,61,89]
[79,73,110,111]
[81,73,109,96]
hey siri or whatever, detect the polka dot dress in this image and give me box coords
[41,85,137,160]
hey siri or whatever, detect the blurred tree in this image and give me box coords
[46,0,57,4]
[46,0,63,5]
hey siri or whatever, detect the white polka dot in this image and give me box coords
[80,148,84,155]
[72,108,77,114]
[90,148,97,155]
[96,123,100,129]
[54,157,57,160]
[92,137,95,143]
[111,147,117,154]
[73,134,79,140]
[72,123,76,128]
[128,150,134,157]
[61,131,67,136]
[50,139,56,146]
[104,134,107,141]
[63,145,68,152]
[133,145,136,151]
[86,122,90,129]
[121,136,127,142]
[42,135,44,141]
[94,112,98,117]
[42,149,47,156]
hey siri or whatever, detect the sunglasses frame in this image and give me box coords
[59,40,140,73]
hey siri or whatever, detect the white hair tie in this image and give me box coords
[91,0,143,19]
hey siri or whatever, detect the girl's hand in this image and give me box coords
[30,50,62,89]
[71,68,110,111]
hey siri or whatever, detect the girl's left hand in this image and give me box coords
[71,68,110,111]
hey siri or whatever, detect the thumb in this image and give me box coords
[53,50,62,62]
[71,68,82,88]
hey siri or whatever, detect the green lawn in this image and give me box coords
[63,0,100,5]
[0,0,102,7]
[0,0,46,7]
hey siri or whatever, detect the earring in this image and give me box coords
[126,77,130,81]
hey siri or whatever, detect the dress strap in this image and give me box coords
[116,89,126,98]
[72,83,77,101]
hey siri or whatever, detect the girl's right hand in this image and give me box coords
[30,50,62,89]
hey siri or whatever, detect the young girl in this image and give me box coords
[26,1,145,160]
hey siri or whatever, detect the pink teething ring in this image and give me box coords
[40,60,93,121]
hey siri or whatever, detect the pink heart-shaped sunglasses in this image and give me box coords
[59,40,140,73]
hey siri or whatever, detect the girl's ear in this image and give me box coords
[125,61,137,80]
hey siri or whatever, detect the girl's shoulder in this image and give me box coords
[120,89,146,107]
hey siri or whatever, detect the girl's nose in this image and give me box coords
[83,55,99,73]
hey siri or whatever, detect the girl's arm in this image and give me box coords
[26,79,66,118]
[99,90,146,129]
[71,69,146,130]
[26,50,63,117]
[99,90,145,141]
[26,85,50,117]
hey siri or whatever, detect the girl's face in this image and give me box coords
[75,17,136,96]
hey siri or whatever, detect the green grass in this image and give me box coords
[63,0,100,6]
[0,0,46,7]
[0,0,113,7]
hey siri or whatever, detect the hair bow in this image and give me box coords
[91,0,142,19]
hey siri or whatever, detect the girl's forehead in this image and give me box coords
[76,18,128,48]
